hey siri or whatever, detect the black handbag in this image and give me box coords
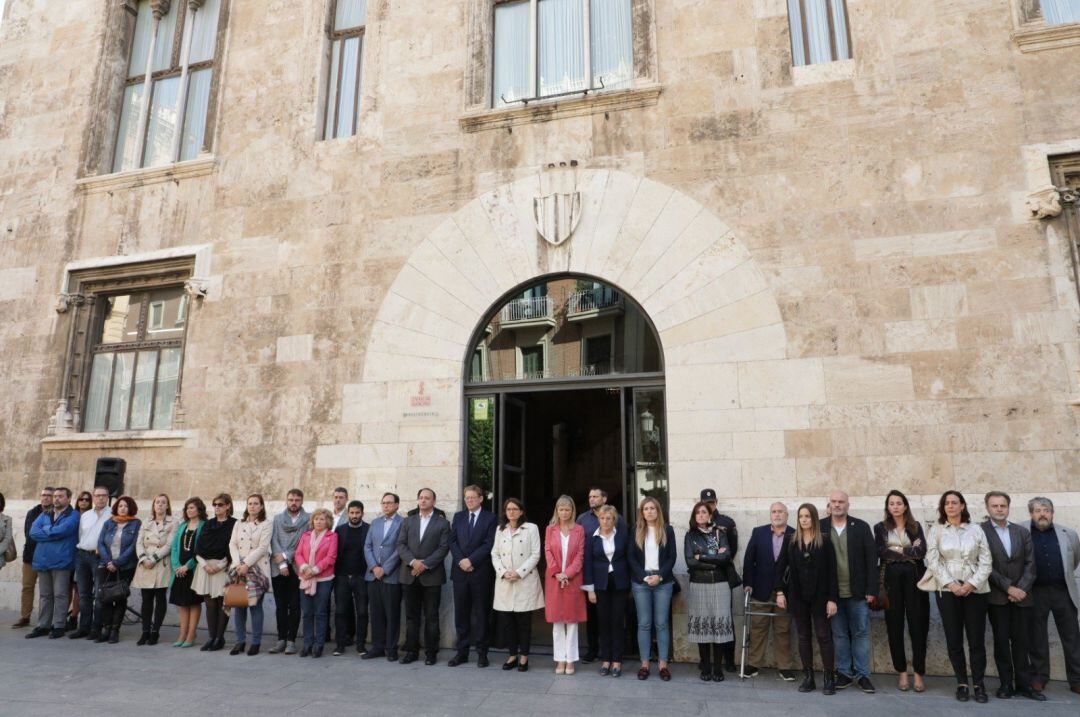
[98,574,130,606]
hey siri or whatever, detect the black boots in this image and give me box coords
[137,631,150,646]
[148,631,160,645]
[822,669,836,696]
[711,644,725,682]
[95,628,110,644]
[698,644,712,681]
[798,668,816,693]
[107,626,120,644]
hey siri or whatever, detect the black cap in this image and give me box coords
[700,488,717,502]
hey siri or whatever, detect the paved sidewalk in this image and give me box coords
[2,610,1078,716]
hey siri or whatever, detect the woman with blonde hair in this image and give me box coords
[194,493,237,651]
[584,504,630,677]
[629,497,677,681]
[776,503,838,695]
[131,493,176,645]
[294,507,338,657]
[545,495,586,675]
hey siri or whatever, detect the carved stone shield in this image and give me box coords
[534,192,582,246]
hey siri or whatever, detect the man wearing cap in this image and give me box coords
[700,487,740,672]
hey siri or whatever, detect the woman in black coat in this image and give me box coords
[684,501,735,682]
[776,502,838,695]
[583,505,630,677]
[873,489,929,692]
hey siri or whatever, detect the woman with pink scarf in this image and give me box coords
[294,508,338,657]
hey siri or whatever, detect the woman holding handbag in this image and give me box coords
[295,508,338,657]
[131,494,176,646]
[169,497,206,647]
[684,501,735,682]
[492,497,544,672]
[96,496,142,644]
[193,493,237,651]
[924,490,993,703]
[544,495,585,675]
[228,493,272,655]
[873,490,929,693]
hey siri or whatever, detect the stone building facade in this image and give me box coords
[1,0,1080,674]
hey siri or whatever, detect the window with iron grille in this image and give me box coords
[786,0,852,67]
[82,288,188,432]
[324,0,367,139]
[113,0,225,172]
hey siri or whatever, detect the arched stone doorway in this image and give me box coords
[320,168,786,522]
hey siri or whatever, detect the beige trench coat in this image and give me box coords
[131,517,177,589]
[492,522,544,613]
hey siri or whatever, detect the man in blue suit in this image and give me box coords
[363,492,404,661]
[447,484,497,668]
[741,502,796,680]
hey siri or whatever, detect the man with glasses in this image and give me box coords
[364,492,404,661]
[269,488,309,655]
[69,486,111,640]
[26,488,79,639]
[12,486,53,629]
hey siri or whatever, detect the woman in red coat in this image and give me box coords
[545,494,586,675]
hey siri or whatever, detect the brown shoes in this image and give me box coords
[11,617,29,629]
[1071,684,1080,695]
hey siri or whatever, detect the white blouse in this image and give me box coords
[644,527,659,571]
[560,531,570,573]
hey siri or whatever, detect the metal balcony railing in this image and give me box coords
[500,296,554,323]
[568,287,622,315]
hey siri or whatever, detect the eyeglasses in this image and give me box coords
[212,502,227,508]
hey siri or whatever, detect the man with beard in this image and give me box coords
[1027,497,1080,695]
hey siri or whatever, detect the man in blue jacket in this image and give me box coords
[447,484,497,667]
[741,502,796,680]
[363,492,404,661]
[26,487,79,639]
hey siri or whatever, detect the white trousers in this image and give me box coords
[552,622,579,662]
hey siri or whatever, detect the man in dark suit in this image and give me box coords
[447,484,497,668]
[333,500,370,657]
[1027,496,1080,695]
[822,490,878,693]
[397,487,451,665]
[742,502,796,680]
[980,491,1042,700]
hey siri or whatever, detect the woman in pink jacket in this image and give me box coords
[545,495,586,675]
[294,508,338,658]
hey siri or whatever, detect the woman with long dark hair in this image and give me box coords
[873,489,928,692]
[776,503,838,695]
[169,497,206,647]
[492,497,544,672]
[131,494,175,646]
[925,490,992,703]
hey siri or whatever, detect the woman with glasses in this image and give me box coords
[492,497,544,672]
[66,491,93,630]
[132,494,175,646]
[194,493,237,651]
[169,497,206,647]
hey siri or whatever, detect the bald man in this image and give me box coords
[821,490,878,693]
[741,502,797,679]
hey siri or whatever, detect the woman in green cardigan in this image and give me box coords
[169,497,206,647]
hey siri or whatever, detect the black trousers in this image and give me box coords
[596,585,628,662]
[368,580,402,653]
[936,591,987,685]
[97,568,134,629]
[791,598,834,670]
[987,602,1032,689]
[498,610,533,656]
[1030,584,1080,686]
[585,599,599,657]
[271,568,301,642]
[883,563,929,674]
[453,574,492,656]
[140,587,168,633]
[334,574,368,650]
[403,582,441,658]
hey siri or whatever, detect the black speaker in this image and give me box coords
[94,457,126,499]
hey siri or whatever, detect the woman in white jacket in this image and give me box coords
[492,497,544,672]
[924,490,992,704]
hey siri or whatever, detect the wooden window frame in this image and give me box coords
[112,0,229,171]
[788,0,853,67]
[323,2,366,140]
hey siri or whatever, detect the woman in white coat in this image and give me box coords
[492,497,544,672]
[131,494,176,645]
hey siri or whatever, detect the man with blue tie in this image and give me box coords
[362,492,404,661]
[448,484,497,668]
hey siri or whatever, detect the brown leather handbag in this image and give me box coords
[223,578,249,608]
[869,564,890,611]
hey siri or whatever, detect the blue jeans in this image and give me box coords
[233,594,265,645]
[631,581,673,662]
[74,550,101,632]
[832,596,871,678]
[299,580,333,650]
